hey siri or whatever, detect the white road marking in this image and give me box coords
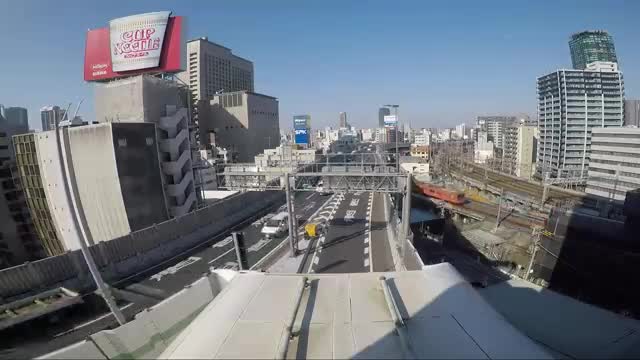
[305,193,315,200]
[364,247,369,254]
[53,303,136,337]
[212,236,233,248]
[364,258,370,267]
[350,198,360,206]
[150,257,201,282]
[247,238,273,253]
[364,237,369,244]
[307,236,326,273]
[345,210,356,221]
[313,256,319,265]
[208,248,235,264]
[368,193,374,272]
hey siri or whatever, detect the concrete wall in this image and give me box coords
[0,190,284,302]
[67,124,131,244]
[38,271,236,360]
[35,131,83,252]
[111,123,169,230]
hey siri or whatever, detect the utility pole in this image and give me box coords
[284,173,298,256]
[401,172,413,259]
[55,116,126,325]
[493,188,504,232]
[526,228,541,281]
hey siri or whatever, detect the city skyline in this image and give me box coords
[0,0,639,131]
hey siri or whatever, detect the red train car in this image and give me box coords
[415,182,465,205]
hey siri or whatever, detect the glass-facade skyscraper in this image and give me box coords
[569,30,617,70]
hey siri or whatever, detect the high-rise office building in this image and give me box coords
[3,107,28,129]
[13,123,169,256]
[536,67,624,179]
[0,113,40,269]
[40,106,66,131]
[624,100,640,127]
[569,30,617,70]
[198,91,280,162]
[178,37,254,134]
[378,107,390,128]
[339,112,348,128]
[585,127,640,202]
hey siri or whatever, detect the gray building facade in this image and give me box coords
[198,91,280,163]
[0,112,41,269]
[3,107,28,129]
[378,107,390,128]
[624,99,640,127]
[536,68,624,179]
[40,106,66,131]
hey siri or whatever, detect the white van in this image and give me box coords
[261,212,289,238]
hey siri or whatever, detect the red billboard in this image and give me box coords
[84,13,184,82]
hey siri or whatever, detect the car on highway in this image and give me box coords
[261,212,289,238]
[316,180,331,195]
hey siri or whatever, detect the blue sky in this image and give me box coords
[0,0,638,130]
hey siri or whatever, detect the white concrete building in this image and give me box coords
[536,67,624,179]
[254,145,316,169]
[413,130,431,146]
[360,128,374,142]
[585,127,640,202]
[455,123,466,139]
[475,131,494,163]
[12,123,168,256]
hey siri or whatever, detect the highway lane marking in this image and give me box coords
[248,238,273,253]
[368,192,374,272]
[212,236,233,248]
[345,210,356,221]
[150,257,201,282]
[364,258,370,268]
[53,303,135,338]
[305,193,315,200]
[208,248,235,264]
[364,247,369,254]
[307,235,326,273]
[350,198,360,206]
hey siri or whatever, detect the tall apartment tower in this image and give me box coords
[502,124,537,179]
[569,30,617,70]
[476,116,516,149]
[40,106,66,131]
[339,112,348,129]
[536,66,624,179]
[378,107,390,128]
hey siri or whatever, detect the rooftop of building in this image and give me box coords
[213,90,278,100]
[570,30,613,40]
[187,37,254,64]
[160,264,550,359]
